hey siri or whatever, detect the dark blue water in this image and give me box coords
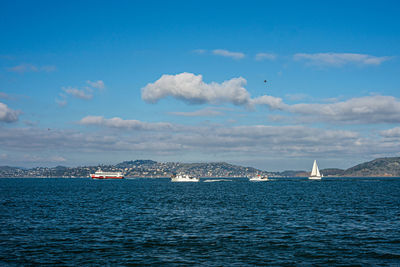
[1,178,400,266]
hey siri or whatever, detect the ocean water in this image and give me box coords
[1,178,400,266]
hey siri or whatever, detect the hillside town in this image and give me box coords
[0,160,270,178]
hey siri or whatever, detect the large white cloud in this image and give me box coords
[142,72,251,105]
[142,73,400,124]
[294,52,392,66]
[0,102,20,123]
[141,73,400,124]
[141,72,283,109]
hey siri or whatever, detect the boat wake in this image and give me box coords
[204,179,232,182]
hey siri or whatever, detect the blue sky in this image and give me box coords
[1,0,400,170]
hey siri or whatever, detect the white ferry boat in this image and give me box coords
[248,174,269,181]
[171,173,199,182]
[90,169,124,179]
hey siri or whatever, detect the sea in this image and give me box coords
[1,177,400,266]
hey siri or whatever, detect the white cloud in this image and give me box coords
[56,97,68,107]
[288,95,400,124]
[380,127,400,138]
[0,102,20,123]
[250,95,286,110]
[0,123,366,159]
[142,73,400,125]
[255,53,277,61]
[3,120,400,168]
[7,63,56,73]
[169,107,226,117]
[142,72,284,110]
[40,65,57,72]
[22,154,66,163]
[142,72,252,106]
[79,116,173,130]
[57,80,104,105]
[63,87,93,100]
[87,80,105,89]
[212,49,245,59]
[293,52,392,66]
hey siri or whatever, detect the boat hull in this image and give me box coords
[249,175,269,181]
[249,178,269,182]
[308,176,322,180]
[91,175,124,179]
[171,178,199,182]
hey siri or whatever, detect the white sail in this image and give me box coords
[311,160,320,176]
[309,160,322,180]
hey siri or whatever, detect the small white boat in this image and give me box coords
[249,174,269,182]
[171,173,199,182]
[309,160,323,180]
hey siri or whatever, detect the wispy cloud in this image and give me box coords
[55,93,68,107]
[287,95,400,124]
[212,49,245,59]
[169,107,227,117]
[21,154,67,163]
[193,49,207,54]
[293,52,392,66]
[0,122,375,161]
[79,116,173,131]
[380,127,400,138]
[7,63,57,73]
[255,53,277,61]
[56,80,105,106]
[0,102,21,123]
[86,80,105,89]
[63,87,93,100]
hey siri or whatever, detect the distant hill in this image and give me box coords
[116,160,157,168]
[2,157,400,177]
[320,168,345,176]
[343,157,400,177]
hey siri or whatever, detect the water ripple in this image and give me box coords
[0,177,399,265]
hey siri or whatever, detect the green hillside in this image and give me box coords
[343,157,400,177]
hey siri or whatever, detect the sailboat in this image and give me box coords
[308,160,323,180]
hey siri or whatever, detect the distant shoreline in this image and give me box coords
[1,176,400,179]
